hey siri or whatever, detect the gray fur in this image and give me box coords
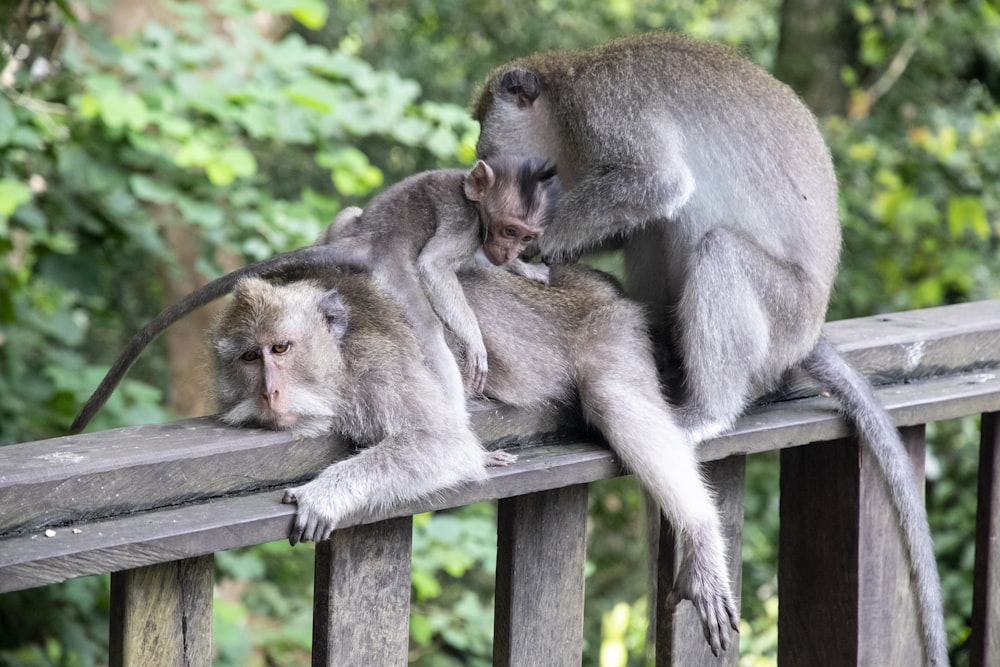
[315,157,559,413]
[207,273,494,545]
[474,33,945,664]
[207,265,738,653]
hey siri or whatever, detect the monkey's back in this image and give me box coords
[457,265,649,408]
[348,169,480,262]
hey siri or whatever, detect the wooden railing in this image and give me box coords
[2,300,1000,666]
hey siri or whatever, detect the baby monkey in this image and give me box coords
[317,156,559,414]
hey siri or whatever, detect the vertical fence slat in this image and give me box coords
[779,426,925,666]
[311,516,413,667]
[108,555,214,667]
[972,411,1000,667]
[655,455,746,667]
[493,485,588,667]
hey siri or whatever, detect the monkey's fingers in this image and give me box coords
[467,357,488,395]
[282,490,305,546]
[485,450,517,467]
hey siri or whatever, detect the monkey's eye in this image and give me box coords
[271,342,291,355]
[522,235,535,244]
[240,350,261,362]
[503,227,519,238]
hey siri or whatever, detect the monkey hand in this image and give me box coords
[665,550,740,656]
[507,258,550,284]
[465,342,489,395]
[281,484,343,546]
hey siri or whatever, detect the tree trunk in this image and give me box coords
[774,0,855,116]
[85,0,244,418]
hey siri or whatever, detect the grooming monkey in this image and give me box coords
[208,264,738,654]
[474,32,946,664]
[67,157,557,435]
[313,156,559,408]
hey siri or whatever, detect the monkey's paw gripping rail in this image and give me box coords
[2,301,1000,666]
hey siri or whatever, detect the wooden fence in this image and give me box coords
[2,300,999,666]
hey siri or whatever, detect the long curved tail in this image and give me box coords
[68,245,359,435]
[801,337,948,666]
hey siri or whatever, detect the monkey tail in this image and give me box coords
[68,245,354,435]
[801,337,949,667]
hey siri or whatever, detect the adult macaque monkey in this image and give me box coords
[314,155,559,408]
[208,265,738,654]
[474,33,946,664]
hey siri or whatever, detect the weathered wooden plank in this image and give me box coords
[707,367,1000,460]
[0,492,295,593]
[3,369,1000,593]
[826,299,1000,383]
[0,418,351,536]
[108,555,214,667]
[972,412,1000,667]
[778,426,926,665]
[655,455,746,667]
[312,517,412,666]
[3,301,997,537]
[0,444,616,593]
[494,485,589,666]
[3,363,997,543]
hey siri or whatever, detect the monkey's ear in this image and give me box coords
[498,68,541,108]
[233,276,269,302]
[318,289,349,340]
[464,160,495,202]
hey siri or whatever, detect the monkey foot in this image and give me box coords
[485,450,517,467]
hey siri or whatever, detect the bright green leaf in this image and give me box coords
[0,179,32,220]
[947,196,990,240]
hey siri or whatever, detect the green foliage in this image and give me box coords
[0,0,474,445]
[2,0,998,665]
[0,576,110,667]
[410,506,499,666]
[299,0,781,109]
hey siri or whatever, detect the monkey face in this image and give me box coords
[208,278,349,438]
[482,219,543,265]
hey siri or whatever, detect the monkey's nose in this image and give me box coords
[263,390,280,407]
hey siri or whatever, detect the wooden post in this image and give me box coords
[779,426,925,665]
[655,455,746,667]
[972,412,1000,666]
[493,485,588,667]
[109,555,214,667]
[311,516,413,666]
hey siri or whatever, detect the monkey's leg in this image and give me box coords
[373,263,469,417]
[673,227,825,442]
[574,305,738,654]
[417,239,489,394]
[283,428,488,545]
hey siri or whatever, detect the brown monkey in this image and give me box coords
[474,32,946,664]
[206,264,738,654]
[315,156,559,411]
